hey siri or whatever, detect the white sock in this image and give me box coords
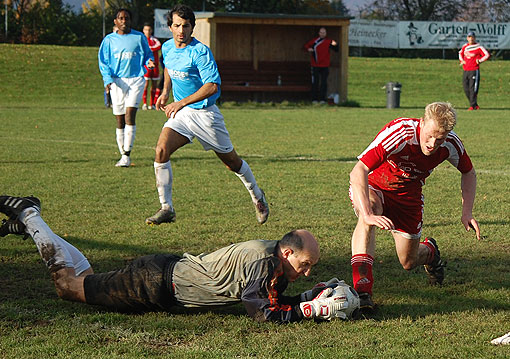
[116,128,125,155]
[19,209,91,275]
[235,160,263,202]
[154,161,173,210]
[124,124,136,155]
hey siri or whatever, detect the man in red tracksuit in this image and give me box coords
[304,27,338,104]
[458,32,490,110]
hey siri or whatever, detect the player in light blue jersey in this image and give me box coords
[145,4,269,226]
[98,8,155,167]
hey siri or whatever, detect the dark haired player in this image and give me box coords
[98,9,155,167]
[146,4,268,225]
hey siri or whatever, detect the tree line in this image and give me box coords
[2,0,508,46]
[0,0,349,46]
[358,0,510,22]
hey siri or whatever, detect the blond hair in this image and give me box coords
[423,102,457,131]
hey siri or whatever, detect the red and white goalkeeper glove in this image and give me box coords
[299,287,339,321]
[300,277,340,302]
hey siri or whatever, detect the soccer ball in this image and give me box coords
[328,281,360,320]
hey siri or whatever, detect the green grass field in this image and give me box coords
[0,44,509,358]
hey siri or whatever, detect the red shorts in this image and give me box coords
[349,183,424,239]
[144,65,160,80]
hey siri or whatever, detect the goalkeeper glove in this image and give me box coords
[300,287,338,321]
[300,277,340,302]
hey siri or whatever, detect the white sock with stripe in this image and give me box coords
[124,125,136,155]
[19,209,91,275]
[235,160,263,202]
[154,161,173,211]
[116,128,124,155]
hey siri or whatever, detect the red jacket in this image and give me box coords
[304,37,337,67]
[459,42,490,71]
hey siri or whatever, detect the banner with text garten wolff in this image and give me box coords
[398,21,510,49]
[349,20,510,49]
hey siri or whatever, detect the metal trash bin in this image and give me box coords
[385,82,402,108]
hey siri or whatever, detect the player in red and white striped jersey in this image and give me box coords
[348,102,481,313]
[458,32,490,110]
[142,23,162,110]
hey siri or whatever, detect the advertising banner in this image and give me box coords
[398,21,509,49]
[154,9,172,39]
[349,19,398,48]
[350,20,510,49]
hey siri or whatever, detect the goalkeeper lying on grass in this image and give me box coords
[0,195,359,322]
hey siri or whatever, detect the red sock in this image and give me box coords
[421,238,435,264]
[142,90,147,105]
[154,88,161,104]
[150,89,156,106]
[351,254,374,295]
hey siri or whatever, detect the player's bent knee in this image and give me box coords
[154,145,170,163]
[400,259,418,271]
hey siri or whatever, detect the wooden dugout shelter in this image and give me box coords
[190,12,351,102]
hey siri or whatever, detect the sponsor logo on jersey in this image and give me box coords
[114,51,138,60]
[169,69,189,80]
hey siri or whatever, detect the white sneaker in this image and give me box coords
[142,104,148,110]
[115,155,131,167]
[148,105,154,110]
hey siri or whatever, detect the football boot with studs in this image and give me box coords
[423,237,446,285]
[254,190,269,224]
[0,195,40,218]
[145,208,176,225]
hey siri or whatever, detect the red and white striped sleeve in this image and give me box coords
[444,131,473,173]
[358,118,417,171]
[458,44,467,62]
[478,45,490,63]
[149,36,162,52]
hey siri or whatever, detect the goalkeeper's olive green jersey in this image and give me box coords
[172,239,303,322]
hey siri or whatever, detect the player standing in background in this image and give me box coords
[348,102,481,314]
[98,9,155,167]
[303,27,338,104]
[145,4,268,226]
[459,32,490,111]
[142,23,162,110]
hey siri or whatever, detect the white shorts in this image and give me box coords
[163,105,234,153]
[110,77,145,115]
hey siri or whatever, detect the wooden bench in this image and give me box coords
[217,61,311,101]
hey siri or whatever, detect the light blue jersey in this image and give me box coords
[162,38,221,109]
[98,30,154,87]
